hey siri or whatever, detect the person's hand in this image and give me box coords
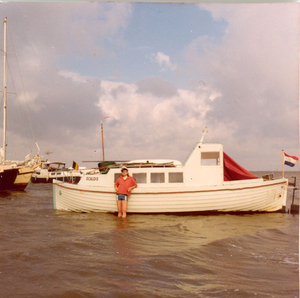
[114,186,118,192]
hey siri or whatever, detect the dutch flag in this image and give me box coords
[284,152,299,167]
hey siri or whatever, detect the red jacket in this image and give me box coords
[115,175,137,196]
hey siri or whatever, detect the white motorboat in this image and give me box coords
[53,129,288,214]
[31,161,83,184]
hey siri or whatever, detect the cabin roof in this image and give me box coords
[43,161,66,165]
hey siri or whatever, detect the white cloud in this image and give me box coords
[151,52,177,72]
[0,2,297,171]
[183,3,299,169]
[96,79,230,162]
[17,91,38,104]
[59,70,87,84]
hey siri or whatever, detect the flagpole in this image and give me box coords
[282,150,284,178]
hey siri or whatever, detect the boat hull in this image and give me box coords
[0,164,40,191]
[11,167,34,191]
[0,168,19,192]
[53,178,288,213]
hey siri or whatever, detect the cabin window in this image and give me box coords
[133,173,147,183]
[114,173,121,182]
[151,173,165,183]
[201,152,220,165]
[169,172,183,183]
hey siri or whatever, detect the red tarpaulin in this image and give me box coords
[223,152,258,181]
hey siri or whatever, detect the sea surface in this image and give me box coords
[0,172,299,298]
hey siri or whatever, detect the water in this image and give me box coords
[0,172,298,297]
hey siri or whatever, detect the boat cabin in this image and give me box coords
[183,142,223,186]
[40,161,66,171]
[79,141,257,188]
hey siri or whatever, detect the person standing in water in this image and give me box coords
[114,168,137,218]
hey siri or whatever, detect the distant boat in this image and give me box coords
[0,18,41,191]
[0,151,41,190]
[53,129,288,214]
[31,161,83,184]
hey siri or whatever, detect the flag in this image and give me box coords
[72,161,79,170]
[284,152,299,167]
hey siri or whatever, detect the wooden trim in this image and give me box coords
[18,171,34,175]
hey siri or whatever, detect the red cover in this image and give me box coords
[223,152,258,181]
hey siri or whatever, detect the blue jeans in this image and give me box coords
[117,195,128,201]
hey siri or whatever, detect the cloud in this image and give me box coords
[96,79,227,162]
[0,2,297,171]
[59,70,87,84]
[181,3,299,169]
[151,51,177,71]
[0,2,133,161]
[136,77,178,98]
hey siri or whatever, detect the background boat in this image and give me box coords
[0,167,18,191]
[0,18,41,191]
[31,161,83,184]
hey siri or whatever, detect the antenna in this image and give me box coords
[45,150,53,157]
[200,127,208,144]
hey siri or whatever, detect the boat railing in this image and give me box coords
[97,162,177,174]
[82,160,181,176]
[262,173,274,181]
[288,176,299,214]
[50,168,79,183]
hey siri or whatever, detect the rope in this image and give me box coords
[103,129,123,161]
[7,58,32,150]
[8,27,37,149]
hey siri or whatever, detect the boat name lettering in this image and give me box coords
[86,177,99,181]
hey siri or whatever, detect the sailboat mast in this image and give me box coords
[101,120,105,161]
[3,17,7,161]
[101,116,110,161]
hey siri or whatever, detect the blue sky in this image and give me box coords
[0,2,298,171]
[58,3,227,87]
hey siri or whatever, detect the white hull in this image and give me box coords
[53,178,288,213]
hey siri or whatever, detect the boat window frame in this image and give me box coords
[150,172,165,183]
[169,172,184,183]
[114,173,121,183]
[201,151,220,166]
[132,173,147,184]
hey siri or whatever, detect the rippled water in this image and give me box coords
[0,172,298,297]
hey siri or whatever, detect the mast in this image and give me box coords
[101,120,104,161]
[2,17,7,161]
[101,116,110,161]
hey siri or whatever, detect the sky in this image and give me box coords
[0,1,298,171]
